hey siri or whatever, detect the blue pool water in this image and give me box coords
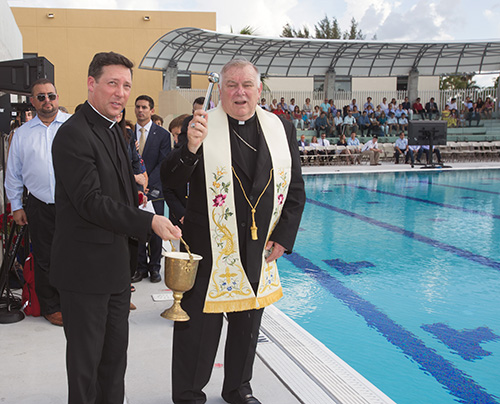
[275,169,500,404]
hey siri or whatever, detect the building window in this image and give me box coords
[177,71,191,89]
[397,76,408,91]
[313,75,324,92]
[335,76,351,92]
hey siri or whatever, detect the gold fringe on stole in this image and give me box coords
[203,297,260,314]
[257,288,283,308]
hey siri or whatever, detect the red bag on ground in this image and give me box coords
[22,253,40,317]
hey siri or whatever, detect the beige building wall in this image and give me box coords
[11,7,216,116]
[352,77,397,91]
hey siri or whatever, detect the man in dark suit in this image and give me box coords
[425,97,439,120]
[161,59,305,404]
[131,95,171,283]
[51,52,181,404]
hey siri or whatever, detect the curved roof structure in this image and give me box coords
[140,27,500,77]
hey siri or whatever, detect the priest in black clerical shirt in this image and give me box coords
[161,59,305,404]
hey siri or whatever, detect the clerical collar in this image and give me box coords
[88,101,117,129]
[228,113,257,126]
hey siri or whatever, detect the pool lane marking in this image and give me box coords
[417,180,500,195]
[346,184,500,220]
[285,253,498,404]
[307,198,500,272]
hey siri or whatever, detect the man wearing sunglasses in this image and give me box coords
[5,78,71,326]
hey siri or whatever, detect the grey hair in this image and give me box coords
[220,58,261,85]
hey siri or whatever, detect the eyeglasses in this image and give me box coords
[36,93,57,102]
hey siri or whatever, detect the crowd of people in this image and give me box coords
[5,55,305,404]
[259,94,495,137]
[298,130,444,167]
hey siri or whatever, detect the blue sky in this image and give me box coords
[8,0,500,86]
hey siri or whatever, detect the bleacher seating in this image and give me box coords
[297,118,500,166]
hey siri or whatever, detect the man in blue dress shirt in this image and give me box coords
[5,78,71,326]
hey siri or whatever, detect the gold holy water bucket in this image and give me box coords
[160,251,202,322]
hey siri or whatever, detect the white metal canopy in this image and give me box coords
[140,27,500,77]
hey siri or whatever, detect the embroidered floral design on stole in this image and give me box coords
[258,169,289,302]
[208,167,253,301]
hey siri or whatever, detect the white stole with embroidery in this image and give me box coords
[202,105,291,313]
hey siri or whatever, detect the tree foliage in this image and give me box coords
[281,15,365,40]
[439,74,478,90]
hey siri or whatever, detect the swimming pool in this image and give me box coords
[276,169,500,404]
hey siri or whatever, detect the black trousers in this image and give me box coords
[25,194,60,315]
[172,275,264,404]
[59,287,130,404]
[137,199,163,274]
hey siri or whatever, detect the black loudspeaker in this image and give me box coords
[0,57,54,95]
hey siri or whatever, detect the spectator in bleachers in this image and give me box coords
[447,97,458,111]
[463,96,480,126]
[481,97,494,119]
[441,104,451,126]
[301,110,310,129]
[278,97,288,112]
[315,111,330,137]
[311,105,321,129]
[399,113,409,132]
[303,98,313,118]
[357,110,370,136]
[292,105,304,130]
[270,98,278,113]
[347,131,362,164]
[395,104,406,119]
[448,109,458,127]
[387,112,399,134]
[369,112,381,135]
[364,97,374,111]
[476,97,485,112]
[310,135,319,148]
[260,98,270,111]
[365,104,374,116]
[343,110,358,134]
[417,145,443,165]
[352,106,361,120]
[320,98,330,113]
[425,97,439,120]
[329,99,337,116]
[297,134,309,154]
[361,134,382,165]
[349,99,359,112]
[374,105,382,118]
[378,111,388,135]
[318,132,330,147]
[379,97,389,114]
[337,133,354,163]
[288,98,297,114]
[389,98,398,115]
[394,131,414,167]
[326,112,335,135]
[413,97,426,119]
[334,110,343,135]
[402,96,413,120]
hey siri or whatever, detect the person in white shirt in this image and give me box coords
[446,97,458,111]
[5,79,71,327]
[379,97,389,114]
[259,98,270,111]
[318,132,330,147]
[394,131,414,167]
[361,135,382,165]
[387,112,399,134]
[399,113,409,132]
[288,98,297,114]
[343,110,358,134]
